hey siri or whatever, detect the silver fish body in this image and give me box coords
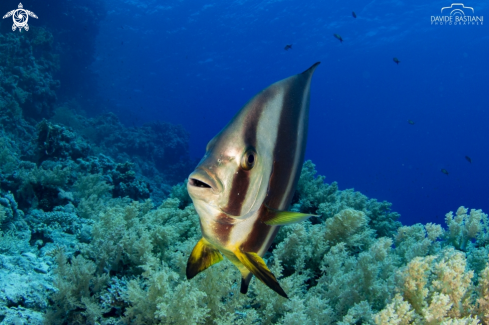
[187,62,320,297]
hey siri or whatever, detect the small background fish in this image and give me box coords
[334,33,343,42]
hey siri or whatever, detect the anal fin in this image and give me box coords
[186,238,223,280]
[236,251,288,298]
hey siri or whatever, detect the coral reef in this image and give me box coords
[1,152,489,324]
[1,99,488,325]
[52,107,195,202]
[0,27,60,120]
[88,112,193,184]
[36,120,91,163]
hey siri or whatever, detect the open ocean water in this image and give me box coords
[91,0,488,225]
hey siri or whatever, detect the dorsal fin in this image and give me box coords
[301,62,321,75]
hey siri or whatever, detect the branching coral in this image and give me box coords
[73,173,114,219]
[44,248,110,325]
[323,208,375,251]
[374,247,488,325]
[445,207,488,251]
[315,237,398,320]
[395,223,443,263]
[475,262,489,323]
[124,262,209,325]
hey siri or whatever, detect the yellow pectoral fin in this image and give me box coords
[186,238,223,280]
[264,209,319,226]
[236,250,288,298]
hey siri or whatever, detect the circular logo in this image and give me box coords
[13,9,28,28]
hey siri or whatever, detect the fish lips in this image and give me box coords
[187,167,223,198]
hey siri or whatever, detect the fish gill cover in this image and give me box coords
[0,0,488,324]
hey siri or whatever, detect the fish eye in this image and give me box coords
[241,149,257,170]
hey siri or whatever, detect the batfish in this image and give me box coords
[186,63,320,298]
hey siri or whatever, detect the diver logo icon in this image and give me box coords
[2,3,38,32]
[431,3,483,25]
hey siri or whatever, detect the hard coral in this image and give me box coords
[36,120,90,163]
[0,27,60,119]
[110,162,151,200]
[16,163,72,211]
[91,113,193,182]
[76,156,151,202]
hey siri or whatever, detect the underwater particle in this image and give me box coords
[441,168,449,175]
[334,34,343,43]
[408,120,415,125]
[393,57,400,64]
[465,156,472,163]
[284,44,292,51]
[352,11,357,18]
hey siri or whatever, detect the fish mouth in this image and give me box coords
[187,167,222,193]
[188,178,212,188]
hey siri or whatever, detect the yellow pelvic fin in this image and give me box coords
[236,250,288,298]
[186,238,223,280]
[264,207,319,226]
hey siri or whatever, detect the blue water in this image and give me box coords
[45,0,489,225]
